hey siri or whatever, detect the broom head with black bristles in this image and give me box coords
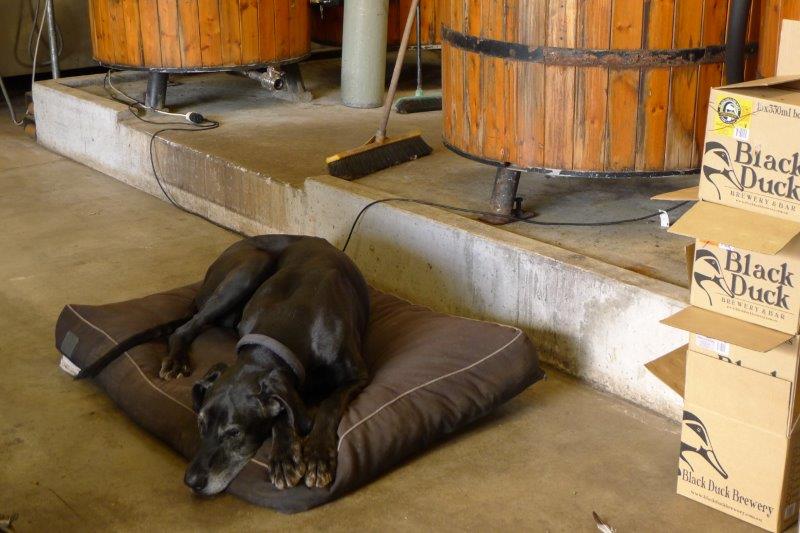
[326,131,432,180]
[394,93,443,114]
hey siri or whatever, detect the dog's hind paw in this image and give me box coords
[268,443,306,490]
[159,356,191,380]
[303,440,337,489]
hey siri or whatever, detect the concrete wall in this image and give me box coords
[34,75,688,420]
[2,0,94,77]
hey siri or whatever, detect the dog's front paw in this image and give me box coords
[268,439,306,490]
[159,355,190,380]
[303,437,337,489]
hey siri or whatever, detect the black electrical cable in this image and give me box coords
[141,121,243,235]
[341,198,690,253]
[0,75,23,126]
[103,71,241,234]
[103,72,690,250]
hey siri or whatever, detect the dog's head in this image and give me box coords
[184,362,311,496]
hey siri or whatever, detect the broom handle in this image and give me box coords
[415,3,422,94]
[375,0,420,143]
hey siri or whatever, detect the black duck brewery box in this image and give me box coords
[668,200,800,334]
[647,308,800,531]
[698,20,800,222]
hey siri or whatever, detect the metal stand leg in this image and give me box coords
[479,166,534,225]
[145,72,169,109]
[45,0,60,79]
[276,63,313,103]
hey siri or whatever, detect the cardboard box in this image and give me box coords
[777,20,800,81]
[697,18,800,223]
[662,306,800,382]
[648,338,800,531]
[697,76,800,222]
[670,201,800,334]
[680,350,800,532]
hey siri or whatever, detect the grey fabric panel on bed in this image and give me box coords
[55,285,543,513]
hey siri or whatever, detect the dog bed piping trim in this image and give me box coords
[67,305,195,412]
[336,329,523,451]
[65,304,523,470]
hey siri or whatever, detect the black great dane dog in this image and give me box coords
[163,235,370,496]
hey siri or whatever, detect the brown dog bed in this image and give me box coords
[55,284,543,513]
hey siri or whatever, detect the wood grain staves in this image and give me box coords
[90,0,310,69]
[443,0,741,174]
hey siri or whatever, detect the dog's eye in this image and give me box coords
[225,428,242,440]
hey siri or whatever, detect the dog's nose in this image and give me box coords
[184,470,208,492]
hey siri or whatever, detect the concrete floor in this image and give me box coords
[0,120,760,530]
[90,57,696,288]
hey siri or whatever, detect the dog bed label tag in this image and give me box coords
[59,355,81,377]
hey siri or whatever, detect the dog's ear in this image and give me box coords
[258,372,313,436]
[192,363,228,412]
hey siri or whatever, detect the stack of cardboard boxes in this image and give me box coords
[648,21,800,532]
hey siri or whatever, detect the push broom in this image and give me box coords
[394,3,442,114]
[326,0,433,180]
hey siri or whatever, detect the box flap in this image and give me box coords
[651,186,699,202]
[686,351,792,435]
[720,74,800,90]
[778,20,800,76]
[645,345,686,398]
[685,242,695,286]
[662,306,793,352]
[669,201,800,254]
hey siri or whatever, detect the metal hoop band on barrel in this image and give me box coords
[441,26,757,68]
[442,139,700,179]
[98,53,311,74]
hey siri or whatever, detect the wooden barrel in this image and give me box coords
[88,0,311,71]
[311,0,444,47]
[442,0,760,177]
[758,0,800,77]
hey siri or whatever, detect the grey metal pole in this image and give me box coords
[45,0,60,79]
[341,0,389,108]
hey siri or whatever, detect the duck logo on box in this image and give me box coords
[718,97,742,125]
[694,249,734,305]
[702,141,744,200]
[680,411,729,479]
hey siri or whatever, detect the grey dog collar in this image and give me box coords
[236,334,306,384]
